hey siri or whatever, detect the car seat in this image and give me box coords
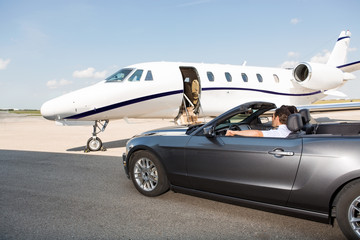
[299,109,315,134]
[287,113,304,138]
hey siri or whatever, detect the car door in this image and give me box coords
[185,135,302,205]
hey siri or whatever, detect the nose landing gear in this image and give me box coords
[85,120,109,152]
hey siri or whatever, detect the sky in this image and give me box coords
[1,0,360,109]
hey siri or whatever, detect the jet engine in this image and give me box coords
[293,62,344,90]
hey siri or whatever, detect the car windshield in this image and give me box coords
[106,68,134,82]
[215,109,258,130]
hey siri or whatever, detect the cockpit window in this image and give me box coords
[106,68,133,82]
[145,70,153,81]
[128,69,143,81]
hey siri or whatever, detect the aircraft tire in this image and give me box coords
[87,137,102,151]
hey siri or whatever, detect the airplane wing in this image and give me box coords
[338,60,360,73]
[55,120,95,126]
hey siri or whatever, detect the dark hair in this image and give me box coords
[281,105,298,114]
[275,106,291,124]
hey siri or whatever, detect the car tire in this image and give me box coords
[129,150,169,197]
[337,180,360,240]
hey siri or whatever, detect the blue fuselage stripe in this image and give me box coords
[337,36,350,41]
[65,87,321,119]
[202,87,321,96]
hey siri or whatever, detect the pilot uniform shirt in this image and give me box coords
[261,124,291,138]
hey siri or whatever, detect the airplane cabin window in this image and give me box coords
[273,74,280,83]
[241,73,248,82]
[256,73,263,83]
[207,71,214,82]
[128,69,143,82]
[145,71,153,81]
[106,68,133,82]
[225,72,232,82]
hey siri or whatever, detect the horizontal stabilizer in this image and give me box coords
[324,89,348,98]
[338,60,360,73]
[299,102,360,112]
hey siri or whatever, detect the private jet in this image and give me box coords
[41,30,360,151]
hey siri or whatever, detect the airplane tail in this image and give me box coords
[327,30,351,67]
[330,30,360,75]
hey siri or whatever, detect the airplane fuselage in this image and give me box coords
[41,61,325,122]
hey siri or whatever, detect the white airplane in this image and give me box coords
[41,30,360,151]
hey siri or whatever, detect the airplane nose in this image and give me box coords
[40,100,56,120]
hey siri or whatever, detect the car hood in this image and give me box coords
[136,125,190,137]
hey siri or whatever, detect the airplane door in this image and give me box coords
[176,67,201,124]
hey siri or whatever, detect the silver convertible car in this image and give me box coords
[122,102,360,239]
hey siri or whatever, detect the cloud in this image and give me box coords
[290,18,300,25]
[281,49,331,68]
[280,52,300,68]
[73,67,107,79]
[94,70,107,79]
[280,61,298,69]
[46,79,72,89]
[73,67,96,78]
[0,58,10,70]
[310,50,331,63]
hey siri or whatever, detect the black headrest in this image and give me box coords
[287,113,303,132]
[299,109,310,124]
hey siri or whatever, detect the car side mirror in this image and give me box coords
[203,126,215,138]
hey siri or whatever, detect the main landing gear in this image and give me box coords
[85,120,109,152]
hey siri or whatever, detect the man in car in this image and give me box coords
[225,106,291,138]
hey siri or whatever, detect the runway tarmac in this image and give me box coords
[1,111,358,239]
[0,112,175,156]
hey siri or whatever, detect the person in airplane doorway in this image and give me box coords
[191,79,199,105]
[225,105,292,138]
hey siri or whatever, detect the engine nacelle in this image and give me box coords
[293,62,344,90]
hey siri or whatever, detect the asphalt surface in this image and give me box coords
[1,149,346,240]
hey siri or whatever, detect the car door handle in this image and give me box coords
[268,148,294,157]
